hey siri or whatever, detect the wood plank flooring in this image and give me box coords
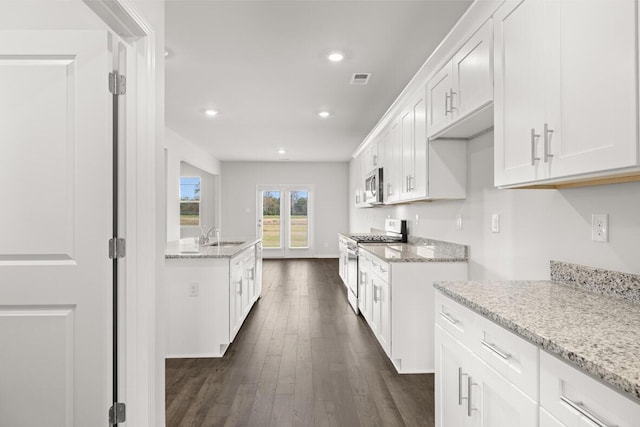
[166,258,435,427]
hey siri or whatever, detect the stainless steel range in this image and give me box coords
[339,219,407,314]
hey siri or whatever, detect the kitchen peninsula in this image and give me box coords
[165,238,262,358]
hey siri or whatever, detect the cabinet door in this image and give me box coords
[472,356,538,427]
[229,258,243,340]
[255,243,263,297]
[435,325,472,427]
[400,108,414,200]
[385,120,402,203]
[358,255,371,322]
[494,0,546,186]
[452,19,493,120]
[427,62,454,136]
[377,278,391,356]
[545,0,637,178]
[411,93,428,199]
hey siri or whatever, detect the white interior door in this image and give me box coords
[257,186,313,258]
[0,31,113,426]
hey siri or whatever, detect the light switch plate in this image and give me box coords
[491,214,500,233]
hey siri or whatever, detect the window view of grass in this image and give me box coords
[180,177,201,226]
[261,190,309,249]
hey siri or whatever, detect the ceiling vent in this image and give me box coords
[351,73,371,85]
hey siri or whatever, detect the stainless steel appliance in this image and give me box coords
[340,219,408,314]
[364,167,383,205]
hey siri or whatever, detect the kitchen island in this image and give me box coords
[434,261,640,427]
[165,238,262,358]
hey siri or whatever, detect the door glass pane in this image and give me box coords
[262,191,281,248]
[290,191,308,248]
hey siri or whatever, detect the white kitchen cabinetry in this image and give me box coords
[540,351,640,427]
[427,19,494,140]
[358,251,373,322]
[360,249,467,373]
[494,0,638,187]
[435,292,538,427]
[435,290,640,426]
[385,89,467,204]
[165,242,262,358]
[384,120,402,203]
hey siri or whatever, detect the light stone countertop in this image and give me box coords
[359,241,467,263]
[165,237,260,259]
[434,280,640,402]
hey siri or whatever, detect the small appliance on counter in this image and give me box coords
[339,219,408,314]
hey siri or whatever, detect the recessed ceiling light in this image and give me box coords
[277,148,286,155]
[204,109,219,117]
[317,111,332,118]
[327,52,344,62]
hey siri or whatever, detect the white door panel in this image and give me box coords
[0,31,112,426]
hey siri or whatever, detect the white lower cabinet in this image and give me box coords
[540,351,640,427]
[165,242,262,358]
[360,249,468,373]
[435,290,640,426]
[435,325,537,427]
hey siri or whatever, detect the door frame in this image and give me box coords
[256,185,314,259]
[82,1,159,426]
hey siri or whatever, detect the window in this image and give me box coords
[180,176,200,226]
[289,190,308,248]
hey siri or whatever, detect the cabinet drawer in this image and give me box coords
[369,255,390,283]
[474,315,538,400]
[434,292,477,347]
[540,351,640,427]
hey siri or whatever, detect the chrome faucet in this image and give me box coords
[200,225,221,246]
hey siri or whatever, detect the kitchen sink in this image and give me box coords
[207,240,245,247]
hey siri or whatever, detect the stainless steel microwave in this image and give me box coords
[364,168,383,205]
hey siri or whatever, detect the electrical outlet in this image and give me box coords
[491,214,500,233]
[591,214,608,242]
[456,214,463,230]
[189,283,199,297]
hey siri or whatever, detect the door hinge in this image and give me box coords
[109,402,126,425]
[109,238,126,259]
[109,72,126,95]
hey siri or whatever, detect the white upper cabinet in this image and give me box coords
[494,0,638,187]
[385,121,402,203]
[427,19,494,139]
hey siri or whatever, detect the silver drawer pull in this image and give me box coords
[440,311,459,326]
[481,340,511,360]
[467,376,476,417]
[560,396,617,427]
[379,266,387,273]
[458,367,468,406]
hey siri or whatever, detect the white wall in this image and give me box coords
[165,127,221,242]
[350,132,640,279]
[221,162,349,257]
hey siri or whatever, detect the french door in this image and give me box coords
[257,186,313,258]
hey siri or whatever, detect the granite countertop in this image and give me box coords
[359,239,467,263]
[165,237,260,259]
[434,279,640,402]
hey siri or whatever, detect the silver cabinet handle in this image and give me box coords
[560,396,617,427]
[531,128,541,165]
[236,278,243,295]
[387,183,393,196]
[373,154,378,166]
[449,89,457,111]
[458,367,468,405]
[408,175,413,192]
[481,340,511,360]
[544,122,554,162]
[445,91,450,116]
[467,376,476,417]
[440,311,459,326]
[373,285,380,302]
[360,271,366,285]
[379,265,387,273]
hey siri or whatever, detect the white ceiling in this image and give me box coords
[165,0,472,162]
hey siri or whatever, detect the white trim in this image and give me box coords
[84,1,158,426]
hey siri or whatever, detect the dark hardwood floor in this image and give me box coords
[166,259,435,427]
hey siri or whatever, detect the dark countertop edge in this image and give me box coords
[433,282,640,403]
